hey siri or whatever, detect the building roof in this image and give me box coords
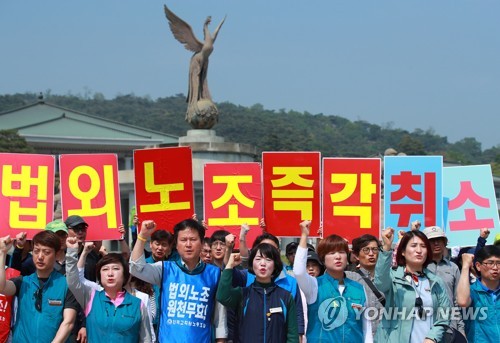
[0,100,178,152]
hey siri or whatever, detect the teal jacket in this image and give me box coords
[374,250,451,343]
[465,280,500,343]
[86,290,143,343]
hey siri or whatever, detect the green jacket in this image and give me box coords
[374,250,451,343]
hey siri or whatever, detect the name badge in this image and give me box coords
[269,307,283,314]
[48,299,63,306]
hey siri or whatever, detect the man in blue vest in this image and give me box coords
[130,218,227,343]
[457,246,500,343]
[0,229,79,342]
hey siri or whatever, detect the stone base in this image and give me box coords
[178,130,257,181]
[179,129,224,143]
[178,129,257,220]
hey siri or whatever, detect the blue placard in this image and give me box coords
[384,156,443,231]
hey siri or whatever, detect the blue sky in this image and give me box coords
[1,1,499,149]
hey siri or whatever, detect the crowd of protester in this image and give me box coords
[0,213,499,343]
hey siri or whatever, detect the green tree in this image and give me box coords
[398,134,426,155]
[0,130,34,153]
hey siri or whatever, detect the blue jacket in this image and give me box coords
[217,269,298,343]
[13,270,69,342]
[465,280,500,343]
[233,268,305,335]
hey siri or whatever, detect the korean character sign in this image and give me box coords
[262,152,321,237]
[203,162,262,248]
[0,153,55,239]
[384,156,443,231]
[443,165,500,247]
[134,147,194,232]
[59,154,122,240]
[322,158,381,242]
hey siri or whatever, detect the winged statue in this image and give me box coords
[164,5,226,129]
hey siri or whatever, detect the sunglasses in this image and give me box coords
[34,288,43,312]
[415,296,425,320]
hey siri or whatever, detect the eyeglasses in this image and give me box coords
[201,249,212,255]
[481,261,500,268]
[415,296,425,320]
[211,242,226,249]
[361,247,380,254]
[34,288,43,312]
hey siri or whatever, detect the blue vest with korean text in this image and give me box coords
[13,270,68,343]
[307,273,365,343]
[159,261,220,343]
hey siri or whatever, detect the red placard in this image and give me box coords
[322,158,381,242]
[134,147,194,232]
[203,162,263,248]
[262,152,321,237]
[0,153,55,239]
[60,154,122,240]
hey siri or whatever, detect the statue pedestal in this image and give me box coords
[179,129,257,180]
[178,129,257,218]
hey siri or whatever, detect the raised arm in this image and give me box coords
[119,228,131,261]
[238,223,250,258]
[293,221,318,304]
[66,237,95,309]
[131,220,156,261]
[129,220,163,286]
[223,233,235,266]
[77,242,102,292]
[216,253,243,308]
[0,236,17,296]
[457,253,474,307]
[374,228,394,293]
[10,232,27,272]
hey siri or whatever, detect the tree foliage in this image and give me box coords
[0,129,35,153]
[0,92,499,175]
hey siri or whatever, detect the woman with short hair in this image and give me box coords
[216,243,299,343]
[66,237,152,343]
[293,221,372,343]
